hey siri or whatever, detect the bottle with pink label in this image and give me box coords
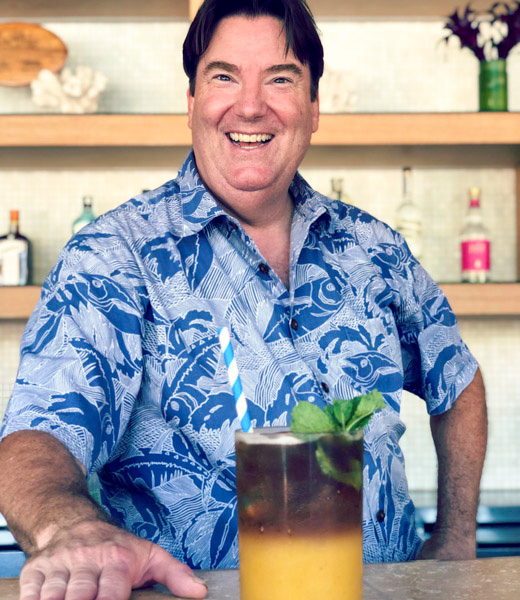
[460,187,490,283]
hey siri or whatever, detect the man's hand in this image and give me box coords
[19,519,208,600]
[0,431,205,598]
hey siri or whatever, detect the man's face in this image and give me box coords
[187,15,319,206]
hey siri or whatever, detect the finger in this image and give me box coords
[64,566,100,600]
[20,566,45,600]
[96,564,132,600]
[39,568,70,600]
[145,547,207,599]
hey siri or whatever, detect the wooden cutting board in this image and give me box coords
[0,22,68,87]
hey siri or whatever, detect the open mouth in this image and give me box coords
[227,132,273,148]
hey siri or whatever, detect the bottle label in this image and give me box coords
[0,238,29,285]
[461,240,490,271]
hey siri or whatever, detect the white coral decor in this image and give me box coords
[31,65,108,113]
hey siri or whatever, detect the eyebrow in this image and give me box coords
[203,61,303,78]
[204,61,239,76]
[267,64,303,77]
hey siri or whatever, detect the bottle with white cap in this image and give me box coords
[0,209,30,285]
[460,187,491,283]
[395,167,422,258]
[329,177,352,205]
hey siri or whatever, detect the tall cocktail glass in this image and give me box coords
[235,427,363,600]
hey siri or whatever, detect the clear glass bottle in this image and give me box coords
[72,196,96,235]
[329,177,352,205]
[460,187,491,283]
[0,209,30,286]
[395,167,422,258]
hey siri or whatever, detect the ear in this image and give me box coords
[187,86,194,129]
[311,90,319,133]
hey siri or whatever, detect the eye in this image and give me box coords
[214,74,231,82]
[273,76,290,84]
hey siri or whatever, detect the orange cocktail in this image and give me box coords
[235,428,363,600]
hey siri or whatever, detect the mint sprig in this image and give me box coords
[290,389,386,434]
[289,390,385,489]
[315,444,362,491]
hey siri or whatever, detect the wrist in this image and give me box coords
[433,525,476,545]
[33,501,112,553]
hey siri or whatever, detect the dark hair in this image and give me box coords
[183,0,323,101]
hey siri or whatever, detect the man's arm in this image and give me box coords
[0,430,207,600]
[417,368,487,560]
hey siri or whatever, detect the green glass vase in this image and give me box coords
[479,59,508,111]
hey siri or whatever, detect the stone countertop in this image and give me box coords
[1,556,519,599]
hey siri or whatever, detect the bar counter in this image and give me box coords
[1,556,519,599]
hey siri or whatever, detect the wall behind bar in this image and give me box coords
[1,162,519,493]
[1,17,519,496]
[0,20,518,114]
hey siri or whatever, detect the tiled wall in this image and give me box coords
[0,22,190,114]
[399,318,520,493]
[0,20,519,114]
[1,18,519,497]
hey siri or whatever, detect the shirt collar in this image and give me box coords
[172,150,337,238]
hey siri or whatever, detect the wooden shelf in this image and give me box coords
[2,113,520,148]
[1,284,519,320]
[0,115,191,147]
[0,0,492,19]
[440,283,520,317]
[0,1,195,19]
[0,286,41,320]
[314,113,520,147]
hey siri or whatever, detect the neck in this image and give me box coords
[213,184,294,228]
[217,189,294,288]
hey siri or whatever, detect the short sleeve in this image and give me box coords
[0,233,145,475]
[393,249,478,415]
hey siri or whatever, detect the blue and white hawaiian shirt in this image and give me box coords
[1,151,478,567]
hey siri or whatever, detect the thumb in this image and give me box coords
[145,545,208,599]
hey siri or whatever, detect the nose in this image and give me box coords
[233,79,267,120]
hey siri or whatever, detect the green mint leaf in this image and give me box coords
[324,405,340,430]
[315,443,362,491]
[332,397,355,430]
[346,390,386,432]
[290,390,386,434]
[290,401,337,433]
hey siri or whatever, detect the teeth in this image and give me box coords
[229,133,273,143]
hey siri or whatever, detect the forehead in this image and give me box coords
[199,14,302,69]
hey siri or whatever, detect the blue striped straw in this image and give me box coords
[218,327,252,433]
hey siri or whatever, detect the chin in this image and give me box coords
[228,168,278,192]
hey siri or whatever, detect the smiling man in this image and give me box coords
[0,1,487,599]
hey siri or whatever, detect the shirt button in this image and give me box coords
[376,509,385,523]
[290,318,299,331]
[258,263,269,275]
[321,382,330,393]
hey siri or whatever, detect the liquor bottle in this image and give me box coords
[72,196,96,235]
[329,177,352,205]
[0,209,30,286]
[395,167,422,258]
[460,187,490,283]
